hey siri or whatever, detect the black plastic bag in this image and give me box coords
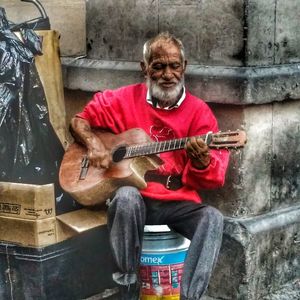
[0,8,80,214]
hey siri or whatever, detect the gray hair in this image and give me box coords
[143,32,185,66]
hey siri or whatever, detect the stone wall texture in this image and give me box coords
[85,0,300,67]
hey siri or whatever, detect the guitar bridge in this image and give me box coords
[79,155,89,180]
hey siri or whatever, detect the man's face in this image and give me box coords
[143,41,186,105]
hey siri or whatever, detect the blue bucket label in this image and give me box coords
[140,250,187,266]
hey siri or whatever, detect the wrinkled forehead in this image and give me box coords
[149,40,182,62]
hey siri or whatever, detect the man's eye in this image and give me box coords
[152,64,163,70]
[171,64,181,69]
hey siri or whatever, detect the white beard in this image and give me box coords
[146,77,184,106]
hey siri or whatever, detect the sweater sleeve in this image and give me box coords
[182,149,229,190]
[76,89,126,133]
[181,102,230,190]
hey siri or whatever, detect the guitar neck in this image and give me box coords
[112,130,246,162]
[124,134,209,159]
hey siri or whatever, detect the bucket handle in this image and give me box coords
[21,0,48,19]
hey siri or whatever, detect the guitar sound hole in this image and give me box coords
[112,146,127,162]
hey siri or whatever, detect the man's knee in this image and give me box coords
[115,186,140,199]
[203,206,224,227]
[115,186,142,205]
[108,186,143,214]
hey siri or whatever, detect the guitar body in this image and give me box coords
[59,128,163,206]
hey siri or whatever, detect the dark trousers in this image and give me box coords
[107,186,224,300]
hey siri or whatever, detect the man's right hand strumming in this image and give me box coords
[70,117,111,169]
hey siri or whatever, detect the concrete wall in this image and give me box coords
[85,0,300,67]
[204,99,300,216]
[62,0,300,104]
[247,0,300,66]
[86,0,244,66]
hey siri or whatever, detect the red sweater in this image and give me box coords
[77,83,229,203]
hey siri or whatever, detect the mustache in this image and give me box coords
[157,78,178,84]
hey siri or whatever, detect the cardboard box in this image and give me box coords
[0,209,107,248]
[0,182,55,220]
[0,182,107,247]
[0,215,57,247]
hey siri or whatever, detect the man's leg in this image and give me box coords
[145,199,223,300]
[107,186,146,299]
[170,205,223,300]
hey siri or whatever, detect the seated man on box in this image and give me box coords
[70,32,229,300]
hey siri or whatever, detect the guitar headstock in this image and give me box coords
[209,130,247,149]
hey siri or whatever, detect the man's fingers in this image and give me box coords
[88,151,111,169]
[100,157,110,169]
[186,137,209,154]
[90,158,109,169]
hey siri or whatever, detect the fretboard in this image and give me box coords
[123,135,207,159]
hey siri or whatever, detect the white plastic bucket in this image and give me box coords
[140,225,190,300]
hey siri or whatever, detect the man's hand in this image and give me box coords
[185,137,211,169]
[86,136,111,169]
[70,117,111,169]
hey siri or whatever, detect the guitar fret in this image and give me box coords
[174,140,178,149]
[143,145,149,155]
[157,142,161,152]
[180,138,185,148]
[173,140,176,149]
[180,139,187,148]
[132,146,135,156]
[170,140,174,150]
[179,139,186,148]
[165,141,168,151]
[154,142,159,153]
[167,140,171,151]
[174,139,178,149]
[134,146,140,155]
[137,145,142,155]
[173,139,177,150]
[149,144,155,155]
[179,138,185,148]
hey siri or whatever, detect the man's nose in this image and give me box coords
[162,66,173,80]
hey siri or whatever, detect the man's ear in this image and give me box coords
[140,61,147,76]
[183,60,187,72]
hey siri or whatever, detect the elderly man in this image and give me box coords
[70,32,229,300]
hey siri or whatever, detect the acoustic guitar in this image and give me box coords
[59,128,246,206]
